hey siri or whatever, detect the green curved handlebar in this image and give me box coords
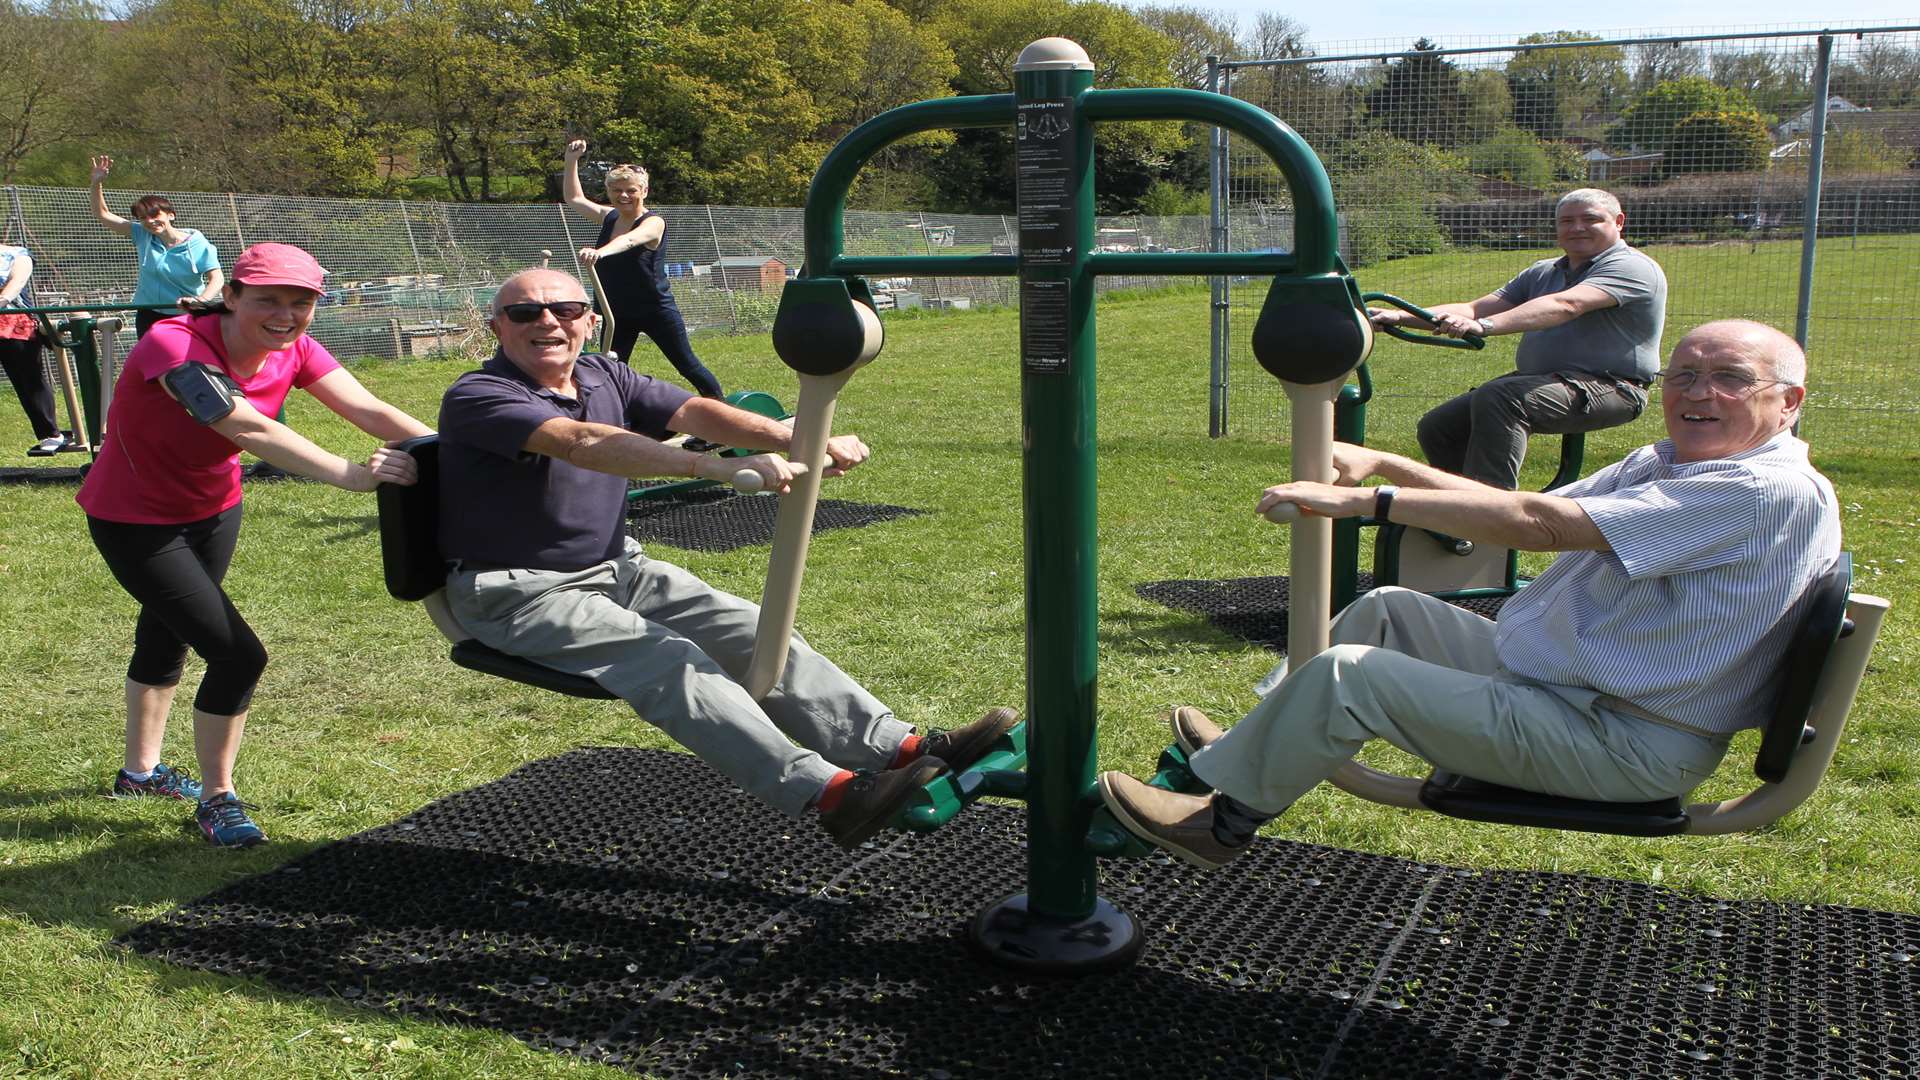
[802,87,1340,279]
[1361,292,1486,351]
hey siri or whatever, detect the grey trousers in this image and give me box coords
[1417,370,1647,489]
[1188,588,1729,816]
[446,539,912,817]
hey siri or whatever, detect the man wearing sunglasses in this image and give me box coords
[433,269,1019,849]
[1367,188,1666,490]
[1096,320,1840,870]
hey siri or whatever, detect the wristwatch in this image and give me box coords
[1476,316,1495,335]
[1373,485,1398,523]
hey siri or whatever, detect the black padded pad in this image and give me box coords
[1252,276,1372,386]
[376,434,446,602]
[1419,770,1690,837]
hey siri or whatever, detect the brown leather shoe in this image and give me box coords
[818,757,947,849]
[1097,771,1245,870]
[1168,706,1225,756]
[918,707,1020,773]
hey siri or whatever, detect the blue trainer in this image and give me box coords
[113,763,203,801]
[195,792,267,848]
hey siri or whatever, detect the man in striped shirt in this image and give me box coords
[1100,320,1841,870]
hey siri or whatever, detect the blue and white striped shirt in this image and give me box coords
[1493,431,1840,736]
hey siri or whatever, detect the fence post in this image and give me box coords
[227,193,246,247]
[397,198,435,356]
[703,204,739,332]
[1207,55,1229,438]
[1793,34,1834,352]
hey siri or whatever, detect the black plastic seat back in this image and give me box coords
[377,434,447,602]
[1754,553,1853,783]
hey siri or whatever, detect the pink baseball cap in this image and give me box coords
[230,243,327,292]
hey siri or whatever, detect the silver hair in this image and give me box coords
[1556,188,1623,217]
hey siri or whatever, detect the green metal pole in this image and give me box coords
[1016,48,1099,925]
[966,37,1141,974]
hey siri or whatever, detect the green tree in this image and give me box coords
[106,0,398,195]
[1665,109,1772,175]
[1466,126,1555,189]
[389,0,570,202]
[1461,69,1515,144]
[0,0,106,183]
[927,0,1183,212]
[1327,131,1475,266]
[1609,76,1753,154]
[1504,31,1626,140]
[1365,40,1470,149]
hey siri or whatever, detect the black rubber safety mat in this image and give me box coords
[1137,572,1510,652]
[120,747,1919,1080]
[627,487,924,552]
[0,464,86,484]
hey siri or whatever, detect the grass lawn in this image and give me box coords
[0,283,1915,1077]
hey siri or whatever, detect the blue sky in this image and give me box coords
[1200,5,1918,55]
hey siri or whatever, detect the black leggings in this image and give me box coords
[135,308,169,338]
[611,305,724,397]
[0,336,58,439]
[88,507,268,716]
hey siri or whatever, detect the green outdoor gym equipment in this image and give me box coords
[10,302,167,458]
[731,36,1386,974]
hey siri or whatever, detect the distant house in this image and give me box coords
[706,256,788,293]
[1774,96,1871,140]
[1770,110,1920,166]
[1584,150,1663,182]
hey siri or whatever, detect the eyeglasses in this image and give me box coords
[499,301,592,324]
[1657,368,1792,397]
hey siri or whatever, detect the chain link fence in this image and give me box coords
[2,187,1208,381]
[1211,26,1920,453]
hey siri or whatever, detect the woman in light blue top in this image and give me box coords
[88,155,224,338]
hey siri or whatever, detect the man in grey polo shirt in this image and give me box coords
[435,268,1018,849]
[1097,320,1838,869]
[1370,188,1666,489]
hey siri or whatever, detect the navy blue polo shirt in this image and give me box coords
[437,350,694,571]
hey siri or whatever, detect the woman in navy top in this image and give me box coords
[561,139,724,398]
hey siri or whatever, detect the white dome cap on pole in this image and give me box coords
[1015,37,1093,72]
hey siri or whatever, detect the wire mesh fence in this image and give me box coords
[1212,26,1920,454]
[1,188,1207,384]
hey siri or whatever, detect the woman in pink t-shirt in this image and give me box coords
[76,243,433,847]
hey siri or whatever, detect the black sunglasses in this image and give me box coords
[499,301,592,324]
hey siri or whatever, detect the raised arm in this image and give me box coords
[561,139,612,223]
[89,156,131,236]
